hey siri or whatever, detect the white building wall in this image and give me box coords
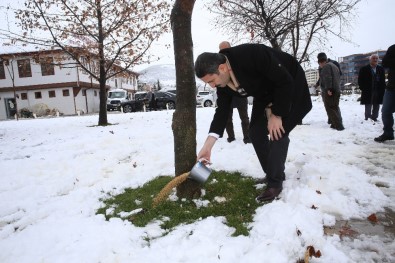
[0,50,138,120]
[21,88,76,115]
[86,89,99,113]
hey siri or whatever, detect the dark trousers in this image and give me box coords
[381,89,395,136]
[364,104,380,120]
[323,91,343,128]
[249,101,290,188]
[225,102,250,140]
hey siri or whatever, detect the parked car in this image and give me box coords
[196,90,216,107]
[120,100,145,113]
[121,90,176,112]
[154,91,176,110]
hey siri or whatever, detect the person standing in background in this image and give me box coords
[219,41,251,144]
[358,54,386,121]
[374,44,395,142]
[315,52,342,125]
[317,53,345,130]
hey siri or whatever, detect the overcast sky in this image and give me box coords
[1,0,394,71]
[146,0,395,70]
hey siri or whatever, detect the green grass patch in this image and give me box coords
[97,171,263,236]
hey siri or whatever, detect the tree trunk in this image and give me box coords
[96,1,108,126]
[171,0,200,199]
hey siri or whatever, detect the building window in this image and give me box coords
[35,92,42,99]
[40,57,55,76]
[48,90,56,98]
[17,59,32,78]
[63,89,70,96]
[82,89,86,96]
[21,93,28,100]
[0,60,5,79]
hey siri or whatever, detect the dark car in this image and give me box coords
[120,100,145,113]
[134,91,176,111]
[154,91,176,110]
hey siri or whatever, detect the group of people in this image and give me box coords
[193,41,395,202]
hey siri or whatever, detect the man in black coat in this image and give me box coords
[358,54,386,121]
[375,44,395,142]
[194,44,312,202]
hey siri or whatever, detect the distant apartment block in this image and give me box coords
[0,49,138,120]
[339,50,387,88]
[305,68,319,87]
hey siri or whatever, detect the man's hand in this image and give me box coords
[197,136,217,164]
[266,108,285,141]
[327,90,333,96]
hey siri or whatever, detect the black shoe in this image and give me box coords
[227,137,235,143]
[371,118,378,122]
[330,124,344,131]
[365,118,368,121]
[243,137,251,144]
[256,187,282,202]
[254,177,268,184]
[374,134,394,142]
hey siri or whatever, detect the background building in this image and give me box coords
[304,68,319,95]
[305,68,319,87]
[0,49,138,120]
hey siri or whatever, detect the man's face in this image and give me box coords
[318,61,325,69]
[370,56,379,67]
[200,63,231,88]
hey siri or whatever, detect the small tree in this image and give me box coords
[5,0,171,125]
[209,0,360,63]
[171,0,199,199]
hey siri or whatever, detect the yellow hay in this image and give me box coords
[152,172,190,207]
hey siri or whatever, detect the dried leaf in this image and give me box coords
[307,246,315,257]
[311,205,318,209]
[367,213,379,223]
[316,190,321,194]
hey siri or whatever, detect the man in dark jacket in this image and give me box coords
[318,53,345,131]
[358,54,386,121]
[194,44,312,202]
[375,44,395,142]
[315,52,342,125]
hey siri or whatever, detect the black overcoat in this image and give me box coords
[358,64,386,104]
[383,44,395,90]
[209,44,312,136]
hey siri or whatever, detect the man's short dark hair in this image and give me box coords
[195,52,226,78]
[317,52,327,63]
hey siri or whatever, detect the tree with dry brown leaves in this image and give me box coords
[4,0,171,125]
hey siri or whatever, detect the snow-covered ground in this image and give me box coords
[0,94,394,262]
